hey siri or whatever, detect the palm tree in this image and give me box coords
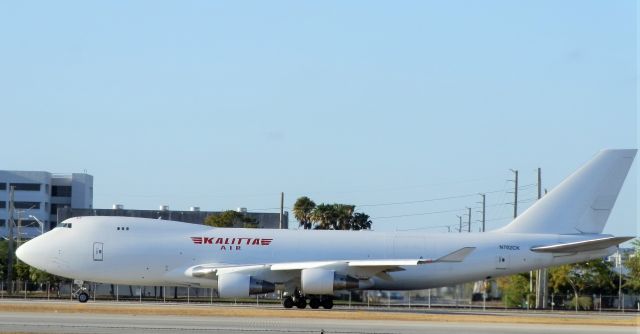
[333,204,355,230]
[293,197,316,229]
[350,212,372,230]
[310,203,336,230]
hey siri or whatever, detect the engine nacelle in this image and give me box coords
[301,268,360,295]
[217,273,275,298]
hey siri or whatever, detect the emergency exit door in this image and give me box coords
[93,242,103,261]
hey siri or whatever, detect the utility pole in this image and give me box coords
[479,193,486,232]
[509,169,518,219]
[279,192,284,229]
[617,247,622,310]
[6,186,15,294]
[534,168,548,309]
[466,207,471,233]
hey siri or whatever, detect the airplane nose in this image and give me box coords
[15,239,40,268]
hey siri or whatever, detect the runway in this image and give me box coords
[0,310,636,334]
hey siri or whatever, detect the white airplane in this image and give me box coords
[16,149,637,309]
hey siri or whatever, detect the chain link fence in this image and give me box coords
[1,280,639,312]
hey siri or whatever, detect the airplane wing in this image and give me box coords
[530,236,633,253]
[185,247,476,280]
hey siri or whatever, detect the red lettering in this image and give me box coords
[252,239,259,245]
[203,237,213,244]
[215,238,223,244]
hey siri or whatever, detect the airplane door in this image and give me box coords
[496,253,510,270]
[93,242,103,261]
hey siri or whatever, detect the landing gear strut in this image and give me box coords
[283,289,307,309]
[72,280,90,303]
[282,289,333,310]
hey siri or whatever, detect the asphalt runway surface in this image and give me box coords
[0,310,636,334]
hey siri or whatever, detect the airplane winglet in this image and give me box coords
[428,247,476,263]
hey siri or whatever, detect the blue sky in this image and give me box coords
[1,1,637,238]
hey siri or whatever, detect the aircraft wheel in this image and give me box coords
[78,292,89,303]
[309,297,321,309]
[295,297,307,309]
[321,298,333,309]
[283,297,294,309]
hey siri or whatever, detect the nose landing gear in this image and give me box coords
[72,280,90,303]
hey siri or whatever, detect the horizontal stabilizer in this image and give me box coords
[530,236,633,253]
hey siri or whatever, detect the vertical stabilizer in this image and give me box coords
[499,149,636,235]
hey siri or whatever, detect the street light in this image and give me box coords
[28,215,44,235]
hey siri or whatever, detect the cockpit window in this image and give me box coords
[58,222,72,228]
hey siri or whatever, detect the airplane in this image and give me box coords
[16,149,637,309]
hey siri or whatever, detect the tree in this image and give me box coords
[350,212,372,231]
[496,273,531,308]
[333,204,355,230]
[204,210,257,228]
[310,204,337,230]
[548,260,615,310]
[293,197,316,230]
[623,239,640,292]
[296,196,373,231]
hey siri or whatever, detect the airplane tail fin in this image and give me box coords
[499,149,636,235]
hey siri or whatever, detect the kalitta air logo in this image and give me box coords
[191,237,272,251]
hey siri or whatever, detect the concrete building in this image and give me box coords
[58,206,288,229]
[0,171,93,239]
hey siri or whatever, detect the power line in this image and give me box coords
[372,207,472,220]
[354,186,532,208]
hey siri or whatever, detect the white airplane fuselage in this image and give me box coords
[19,216,614,290]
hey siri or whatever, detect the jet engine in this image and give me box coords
[217,273,275,298]
[301,268,365,294]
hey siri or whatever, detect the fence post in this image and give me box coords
[47,282,50,301]
[256,294,259,306]
[210,288,213,304]
[483,292,486,311]
[187,287,190,304]
[116,285,119,302]
[551,293,554,311]
[388,292,390,309]
[139,286,142,303]
[163,286,166,303]
[70,281,73,301]
[428,289,431,309]
[93,283,96,302]
[24,281,27,299]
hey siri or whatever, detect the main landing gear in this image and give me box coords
[282,289,333,309]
